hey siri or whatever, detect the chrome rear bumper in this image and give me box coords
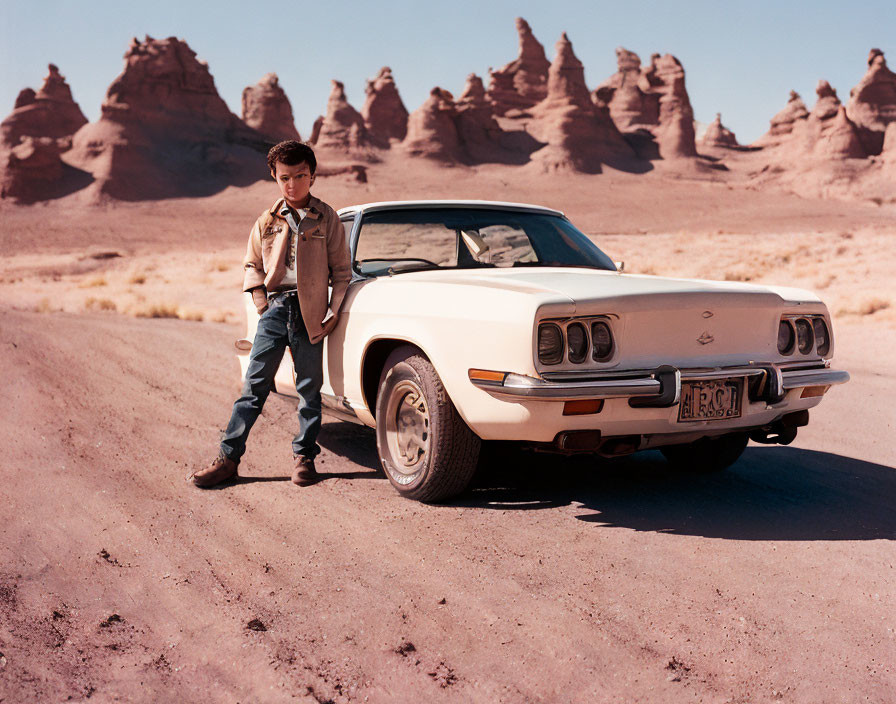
[470,364,849,405]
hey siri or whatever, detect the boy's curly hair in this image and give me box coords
[267,140,317,175]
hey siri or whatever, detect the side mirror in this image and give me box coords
[614,261,625,272]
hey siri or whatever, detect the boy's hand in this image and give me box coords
[321,314,339,336]
[251,287,268,314]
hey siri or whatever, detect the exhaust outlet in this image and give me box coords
[750,411,809,445]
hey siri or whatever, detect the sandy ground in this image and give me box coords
[1,162,895,702]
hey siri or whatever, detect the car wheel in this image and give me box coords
[660,432,749,473]
[376,350,480,502]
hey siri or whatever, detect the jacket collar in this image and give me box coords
[269,195,322,220]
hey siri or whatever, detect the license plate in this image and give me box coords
[678,378,743,421]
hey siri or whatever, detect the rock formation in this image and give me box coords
[401,75,539,164]
[487,17,550,115]
[593,48,659,131]
[1,137,92,202]
[241,73,300,142]
[361,67,408,144]
[527,33,636,172]
[764,81,865,159]
[812,105,866,159]
[883,121,896,161]
[755,91,809,146]
[699,113,738,148]
[66,36,268,200]
[846,49,896,155]
[402,87,462,162]
[811,80,841,122]
[1,64,87,147]
[455,74,538,164]
[643,54,697,159]
[593,48,696,159]
[311,80,378,159]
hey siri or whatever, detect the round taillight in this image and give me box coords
[795,318,814,354]
[591,321,613,361]
[777,319,795,355]
[567,323,587,363]
[812,318,830,356]
[538,323,563,365]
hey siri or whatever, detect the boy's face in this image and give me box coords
[272,160,314,207]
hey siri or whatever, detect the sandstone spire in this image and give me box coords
[66,36,269,200]
[1,64,87,147]
[527,33,636,172]
[813,105,866,159]
[241,73,300,142]
[845,48,896,155]
[487,17,550,115]
[361,67,409,144]
[593,48,659,131]
[312,80,378,159]
[644,54,697,158]
[402,87,462,161]
[755,90,809,146]
[699,113,738,148]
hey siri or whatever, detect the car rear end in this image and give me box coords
[467,275,848,455]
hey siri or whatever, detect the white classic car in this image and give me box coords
[237,200,849,502]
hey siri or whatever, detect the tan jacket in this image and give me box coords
[242,195,352,344]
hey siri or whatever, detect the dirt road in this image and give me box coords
[1,307,893,703]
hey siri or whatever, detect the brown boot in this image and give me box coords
[190,456,238,488]
[292,456,321,486]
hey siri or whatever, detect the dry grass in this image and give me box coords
[177,307,204,322]
[79,276,108,288]
[856,298,891,316]
[128,272,146,285]
[84,297,117,312]
[130,302,204,321]
[724,270,753,282]
[838,297,892,317]
[132,302,179,319]
[34,298,53,313]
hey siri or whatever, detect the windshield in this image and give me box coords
[354,208,616,276]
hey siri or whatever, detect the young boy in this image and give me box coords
[191,141,351,488]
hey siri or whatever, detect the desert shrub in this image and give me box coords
[80,275,108,288]
[85,297,117,312]
[133,303,179,318]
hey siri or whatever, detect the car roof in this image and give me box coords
[336,200,565,218]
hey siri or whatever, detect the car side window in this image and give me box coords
[355,220,459,275]
[466,224,538,267]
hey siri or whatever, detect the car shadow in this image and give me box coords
[234,470,379,484]
[314,421,896,541]
[317,420,381,472]
[456,445,896,541]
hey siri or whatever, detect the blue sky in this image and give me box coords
[2,0,894,143]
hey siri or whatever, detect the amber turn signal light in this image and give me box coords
[468,369,507,383]
[562,399,604,416]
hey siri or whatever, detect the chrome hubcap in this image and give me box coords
[384,380,430,474]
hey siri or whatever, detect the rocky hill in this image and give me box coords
[2,22,894,203]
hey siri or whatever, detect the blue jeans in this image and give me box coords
[220,291,324,463]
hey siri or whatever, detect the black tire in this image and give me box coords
[660,432,749,473]
[375,349,480,502]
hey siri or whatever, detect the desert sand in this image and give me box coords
[1,156,895,703]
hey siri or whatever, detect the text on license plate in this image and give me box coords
[678,378,743,421]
